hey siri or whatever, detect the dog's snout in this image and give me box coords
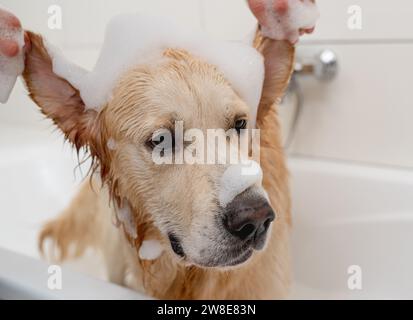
[224,194,275,250]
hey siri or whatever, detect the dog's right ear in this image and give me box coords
[22,32,99,151]
[253,31,295,112]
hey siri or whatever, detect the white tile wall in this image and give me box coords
[201,0,256,41]
[304,0,413,42]
[290,43,413,168]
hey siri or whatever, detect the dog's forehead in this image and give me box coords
[108,52,249,130]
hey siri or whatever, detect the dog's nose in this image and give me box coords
[224,194,275,250]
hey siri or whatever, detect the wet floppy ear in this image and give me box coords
[254,32,295,110]
[22,31,99,151]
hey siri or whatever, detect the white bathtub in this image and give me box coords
[0,124,147,298]
[289,157,413,299]
[1,124,412,299]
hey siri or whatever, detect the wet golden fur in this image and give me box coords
[24,29,295,299]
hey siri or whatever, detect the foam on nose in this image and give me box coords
[219,160,263,208]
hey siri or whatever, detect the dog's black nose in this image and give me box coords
[224,194,275,250]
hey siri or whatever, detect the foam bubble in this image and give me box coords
[139,239,163,260]
[106,137,117,150]
[219,160,263,207]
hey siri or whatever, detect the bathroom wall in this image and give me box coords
[1,0,413,168]
[201,0,413,168]
[289,1,413,169]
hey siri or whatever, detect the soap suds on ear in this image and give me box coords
[0,8,24,103]
[219,160,263,207]
[45,13,265,126]
[261,0,319,43]
[44,41,88,90]
[117,202,138,239]
[139,239,163,260]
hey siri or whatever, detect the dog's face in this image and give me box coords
[103,49,274,267]
[24,33,293,269]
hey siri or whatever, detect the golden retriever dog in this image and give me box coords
[9,0,317,299]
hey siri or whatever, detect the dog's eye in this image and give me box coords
[234,119,247,133]
[147,134,165,149]
[146,131,175,150]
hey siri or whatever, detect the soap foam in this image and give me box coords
[46,13,265,126]
[45,41,88,90]
[219,160,263,208]
[139,239,163,260]
[0,7,24,103]
[261,0,319,43]
[106,137,117,150]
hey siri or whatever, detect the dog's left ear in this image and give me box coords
[22,31,99,151]
[253,32,295,110]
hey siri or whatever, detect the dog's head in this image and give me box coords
[24,32,293,268]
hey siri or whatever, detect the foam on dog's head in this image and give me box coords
[45,13,265,126]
